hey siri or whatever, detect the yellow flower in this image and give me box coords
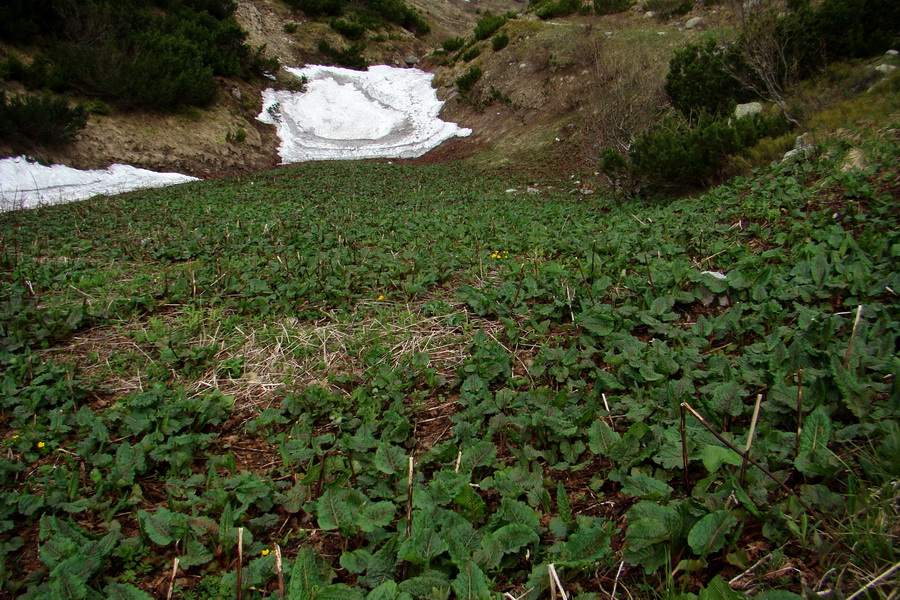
[377,295,384,300]
[261,549,271,556]
[12,434,19,439]
[37,442,46,448]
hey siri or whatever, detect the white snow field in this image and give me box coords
[258,64,471,163]
[0,157,199,211]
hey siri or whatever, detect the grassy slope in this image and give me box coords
[1,91,899,600]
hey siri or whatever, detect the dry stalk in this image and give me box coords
[740,394,763,486]
[610,560,625,600]
[844,305,863,368]
[237,527,244,600]
[275,543,285,598]
[847,560,900,600]
[548,564,569,600]
[405,456,414,540]
[166,557,179,600]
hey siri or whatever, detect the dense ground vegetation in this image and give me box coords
[1,121,898,598]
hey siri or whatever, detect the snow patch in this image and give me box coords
[0,157,199,211]
[258,65,471,163]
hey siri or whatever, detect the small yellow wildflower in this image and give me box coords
[377,295,385,300]
[261,549,271,556]
[37,442,46,449]
[12,434,19,439]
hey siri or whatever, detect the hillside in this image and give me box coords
[1,89,899,598]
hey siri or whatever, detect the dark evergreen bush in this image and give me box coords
[0,93,88,146]
[594,0,631,15]
[330,18,367,40]
[441,37,466,52]
[664,39,757,118]
[492,33,510,51]
[473,13,506,40]
[536,0,584,19]
[318,40,369,70]
[455,67,483,94]
[629,112,789,189]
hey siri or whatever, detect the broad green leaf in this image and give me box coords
[499,498,540,529]
[178,539,213,569]
[138,508,175,546]
[366,580,401,600]
[699,445,742,473]
[445,521,482,563]
[374,443,407,476]
[359,502,397,532]
[399,571,450,599]
[461,441,497,470]
[317,488,353,532]
[799,407,832,456]
[587,420,621,456]
[563,524,612,565]
[687,510,738,556]
[620,474,672,501]
[340,549,372,574]
[289,547,321,600]
[493,523,539,554]
[451,561,492,600]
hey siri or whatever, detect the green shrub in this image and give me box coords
[665,39,758,118]
[594,0,631,14]
[455,67,483,94]
[492,33,509,51]
[330,18,367,40]
[318,40,369,70]
[643,0,692,17]
[462,46,482,62]
[0,92,88,146]
[441,37,466,52]
[536,0,583,19]
[629,112,789,189]
[473,13,506,40]
[283,22,299,33]
[225,128,247,144]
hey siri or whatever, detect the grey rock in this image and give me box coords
[685,17,702,29]
[734,102,763,119]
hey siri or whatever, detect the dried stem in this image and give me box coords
[405,456,414,540]
[611,560,625,600]
[275,543,285,598]
[844,305,863,368]
[548,564,569,600]
[237,527,244,600]
[166,557,179,600]
[740,394,763,486]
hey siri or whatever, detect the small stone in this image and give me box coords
[734,102,763,119]
[527,187,541,194]
[685,17,702,29]
[886,49,898,57]
[644,11,654,18]
[875,64,897,75]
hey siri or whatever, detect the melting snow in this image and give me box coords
[0,157,199,211]
[258,65,471,163]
